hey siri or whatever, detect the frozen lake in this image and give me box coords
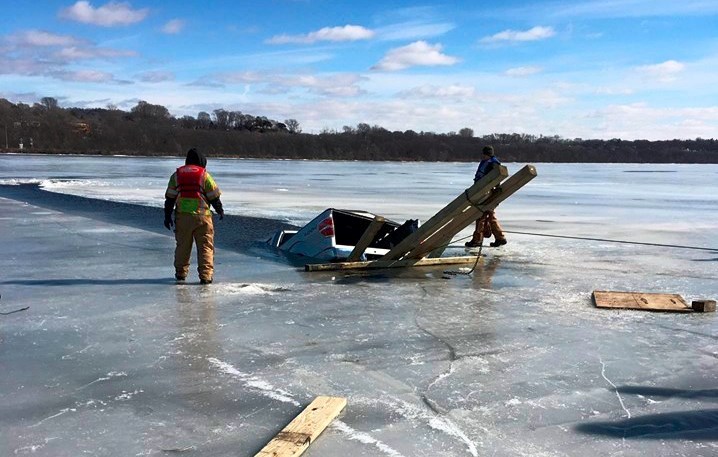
[0,154,716,456]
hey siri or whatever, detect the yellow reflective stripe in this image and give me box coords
[203,173,221,200]
[165,172,179,198]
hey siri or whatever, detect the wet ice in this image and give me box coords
[0,155,717,456]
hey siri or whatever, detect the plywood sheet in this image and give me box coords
[593,290,691,312]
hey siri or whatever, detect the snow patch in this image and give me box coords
[333,421,405,457]
[13,437,57,455]
[0,178,43,185]
[208,357,300,406]
[39,179,110,190]
[114,389,143,401]
[215,283,292,296]
[357,396,478,457]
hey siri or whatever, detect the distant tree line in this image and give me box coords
[1,97,717,163]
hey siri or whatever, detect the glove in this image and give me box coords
[209,197,224,220]
[164,198,176,231]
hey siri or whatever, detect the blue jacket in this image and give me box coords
[474,156,501,181]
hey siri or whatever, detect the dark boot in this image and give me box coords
[489,239,507,247]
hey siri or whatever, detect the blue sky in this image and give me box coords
[2,1,717,140]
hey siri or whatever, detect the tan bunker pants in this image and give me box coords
[471,210,506,243]
[174,213,214,281]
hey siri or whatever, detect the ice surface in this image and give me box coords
[0,154,717,456]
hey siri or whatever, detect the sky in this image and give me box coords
[1,1,718,140]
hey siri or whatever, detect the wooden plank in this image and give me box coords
[593,290,692,312]
[255,396,347,457]
[346,216,385,262]
[403,165,537,260]
[379,166,508,261]
[305,255,480,272]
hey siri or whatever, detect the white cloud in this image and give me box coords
[59,1,149,27]
[55,46,136,60]
[162,19,185,34]
[372,41,459,71]
[585,102,718,140]
[0,28,135,82]
[210,71,267,85]
[267,25,375,44]
[209,71,366,97]
[52,69,117,82]
[137,71,175,83]
[6,30,134,61]
[11,30,82,47]
[398,84,476,99]
[634,60,685,83]
[480,26,555,44]
[30,71,717,140]
[505,66,543,77]
[526,89,573,108]
[186,80,226,88]
[278,73,366,97]
[0,57,50,76]
[593,86,634,95]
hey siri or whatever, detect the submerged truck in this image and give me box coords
[268,208,418,262]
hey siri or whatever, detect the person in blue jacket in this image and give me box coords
[465,145,507,247]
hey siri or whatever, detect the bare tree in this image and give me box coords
[179,115,196,129]
[213,109,229,130]
[131,100,170,118]
[227,111,241,129]
[253,116,272,132]
[356,122,370,134]
[41,97,58,110]
[284,118,301,134]
[197,111,211,129]
[459,127,474,138]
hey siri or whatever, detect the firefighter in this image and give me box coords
[164,148,224,284]
[465,145,507,248]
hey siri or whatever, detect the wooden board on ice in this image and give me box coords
[592,290,691,312]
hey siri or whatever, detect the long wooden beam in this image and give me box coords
[305,255,480,272]
[379,166,508,262]
[400,205,480,260]
[255,396,347,457]
[346,216,385,262]
[403,165,537,259]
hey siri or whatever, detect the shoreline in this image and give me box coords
[0,150,707,164]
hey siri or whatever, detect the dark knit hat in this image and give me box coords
[482,145,494,156]
[185,148,207,167]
